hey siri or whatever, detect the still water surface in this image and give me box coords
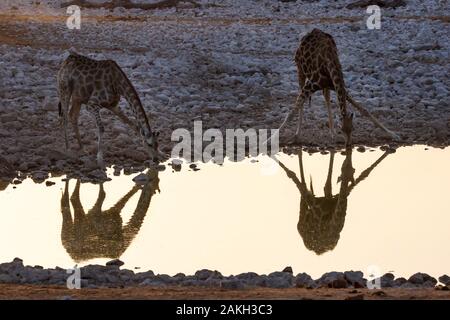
[0,145,449,278]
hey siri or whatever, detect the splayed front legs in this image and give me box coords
[346,94,400,140]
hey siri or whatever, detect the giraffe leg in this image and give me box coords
[87,104,105,168]
[111,106,139,135]
[324,151,334,197]
[346,94,400,140]
[63,116,69,150]
[263,87,309,145]
[58,98,70,150]
[70,179,86,224]
[323,88,336,141]
[294,97,305,142]
[91,183,106,212]
[69,100,83,150]
[293,84,313,143]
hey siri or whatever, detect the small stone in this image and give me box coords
[195,269,222,280]
[356,146,366,153]
[170,159,182,171]
[45,181,55,187]
[132,173,149,185]
[174,273,186,280]
[438,275,450,286]
[106,259,124,267]
[408,272,437,286]
[393,277,407,287]
[267,272,294,288]
[317,272,348,289]
[380,273,395,288]
[331,278,348,289]
[344,271,366,288]
[294,273,316,288]
[282,266,293,274]
[31,171,48,183]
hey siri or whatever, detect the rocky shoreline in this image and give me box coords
[1,258,449,291]
[0,0,449,182]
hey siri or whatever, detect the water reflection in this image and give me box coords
[60,169,160,262]
[278,149,391,255]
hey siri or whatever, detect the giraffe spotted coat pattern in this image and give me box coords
[276,28,399,147]
[57,51,160,167]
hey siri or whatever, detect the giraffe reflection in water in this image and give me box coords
[278,149,391,255]
[60,169,160,262]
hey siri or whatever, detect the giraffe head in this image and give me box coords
[140,128,160,161]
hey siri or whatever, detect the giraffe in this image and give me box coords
[275,28,399,147]
[60,169,159,262]
[57,51,161,167]
[277,148,391,254]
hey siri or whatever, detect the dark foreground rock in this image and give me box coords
[0,258,446,290]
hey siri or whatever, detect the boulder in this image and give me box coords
[266,272,294,288]
[317,272,349,289]
[195,269,223,281]
[438,275,450,286]
[294,273,316,288]
[344,271,366,288]
[106,259,124,267]
[380,273,395,288]
[408,273,437,286]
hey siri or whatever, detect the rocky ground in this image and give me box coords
[1,258,449,296]
[0,0,449,183]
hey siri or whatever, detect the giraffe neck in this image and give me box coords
[112,62,153,136]
[329,63,348,117]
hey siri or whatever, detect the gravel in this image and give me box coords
[0,0,448,182]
